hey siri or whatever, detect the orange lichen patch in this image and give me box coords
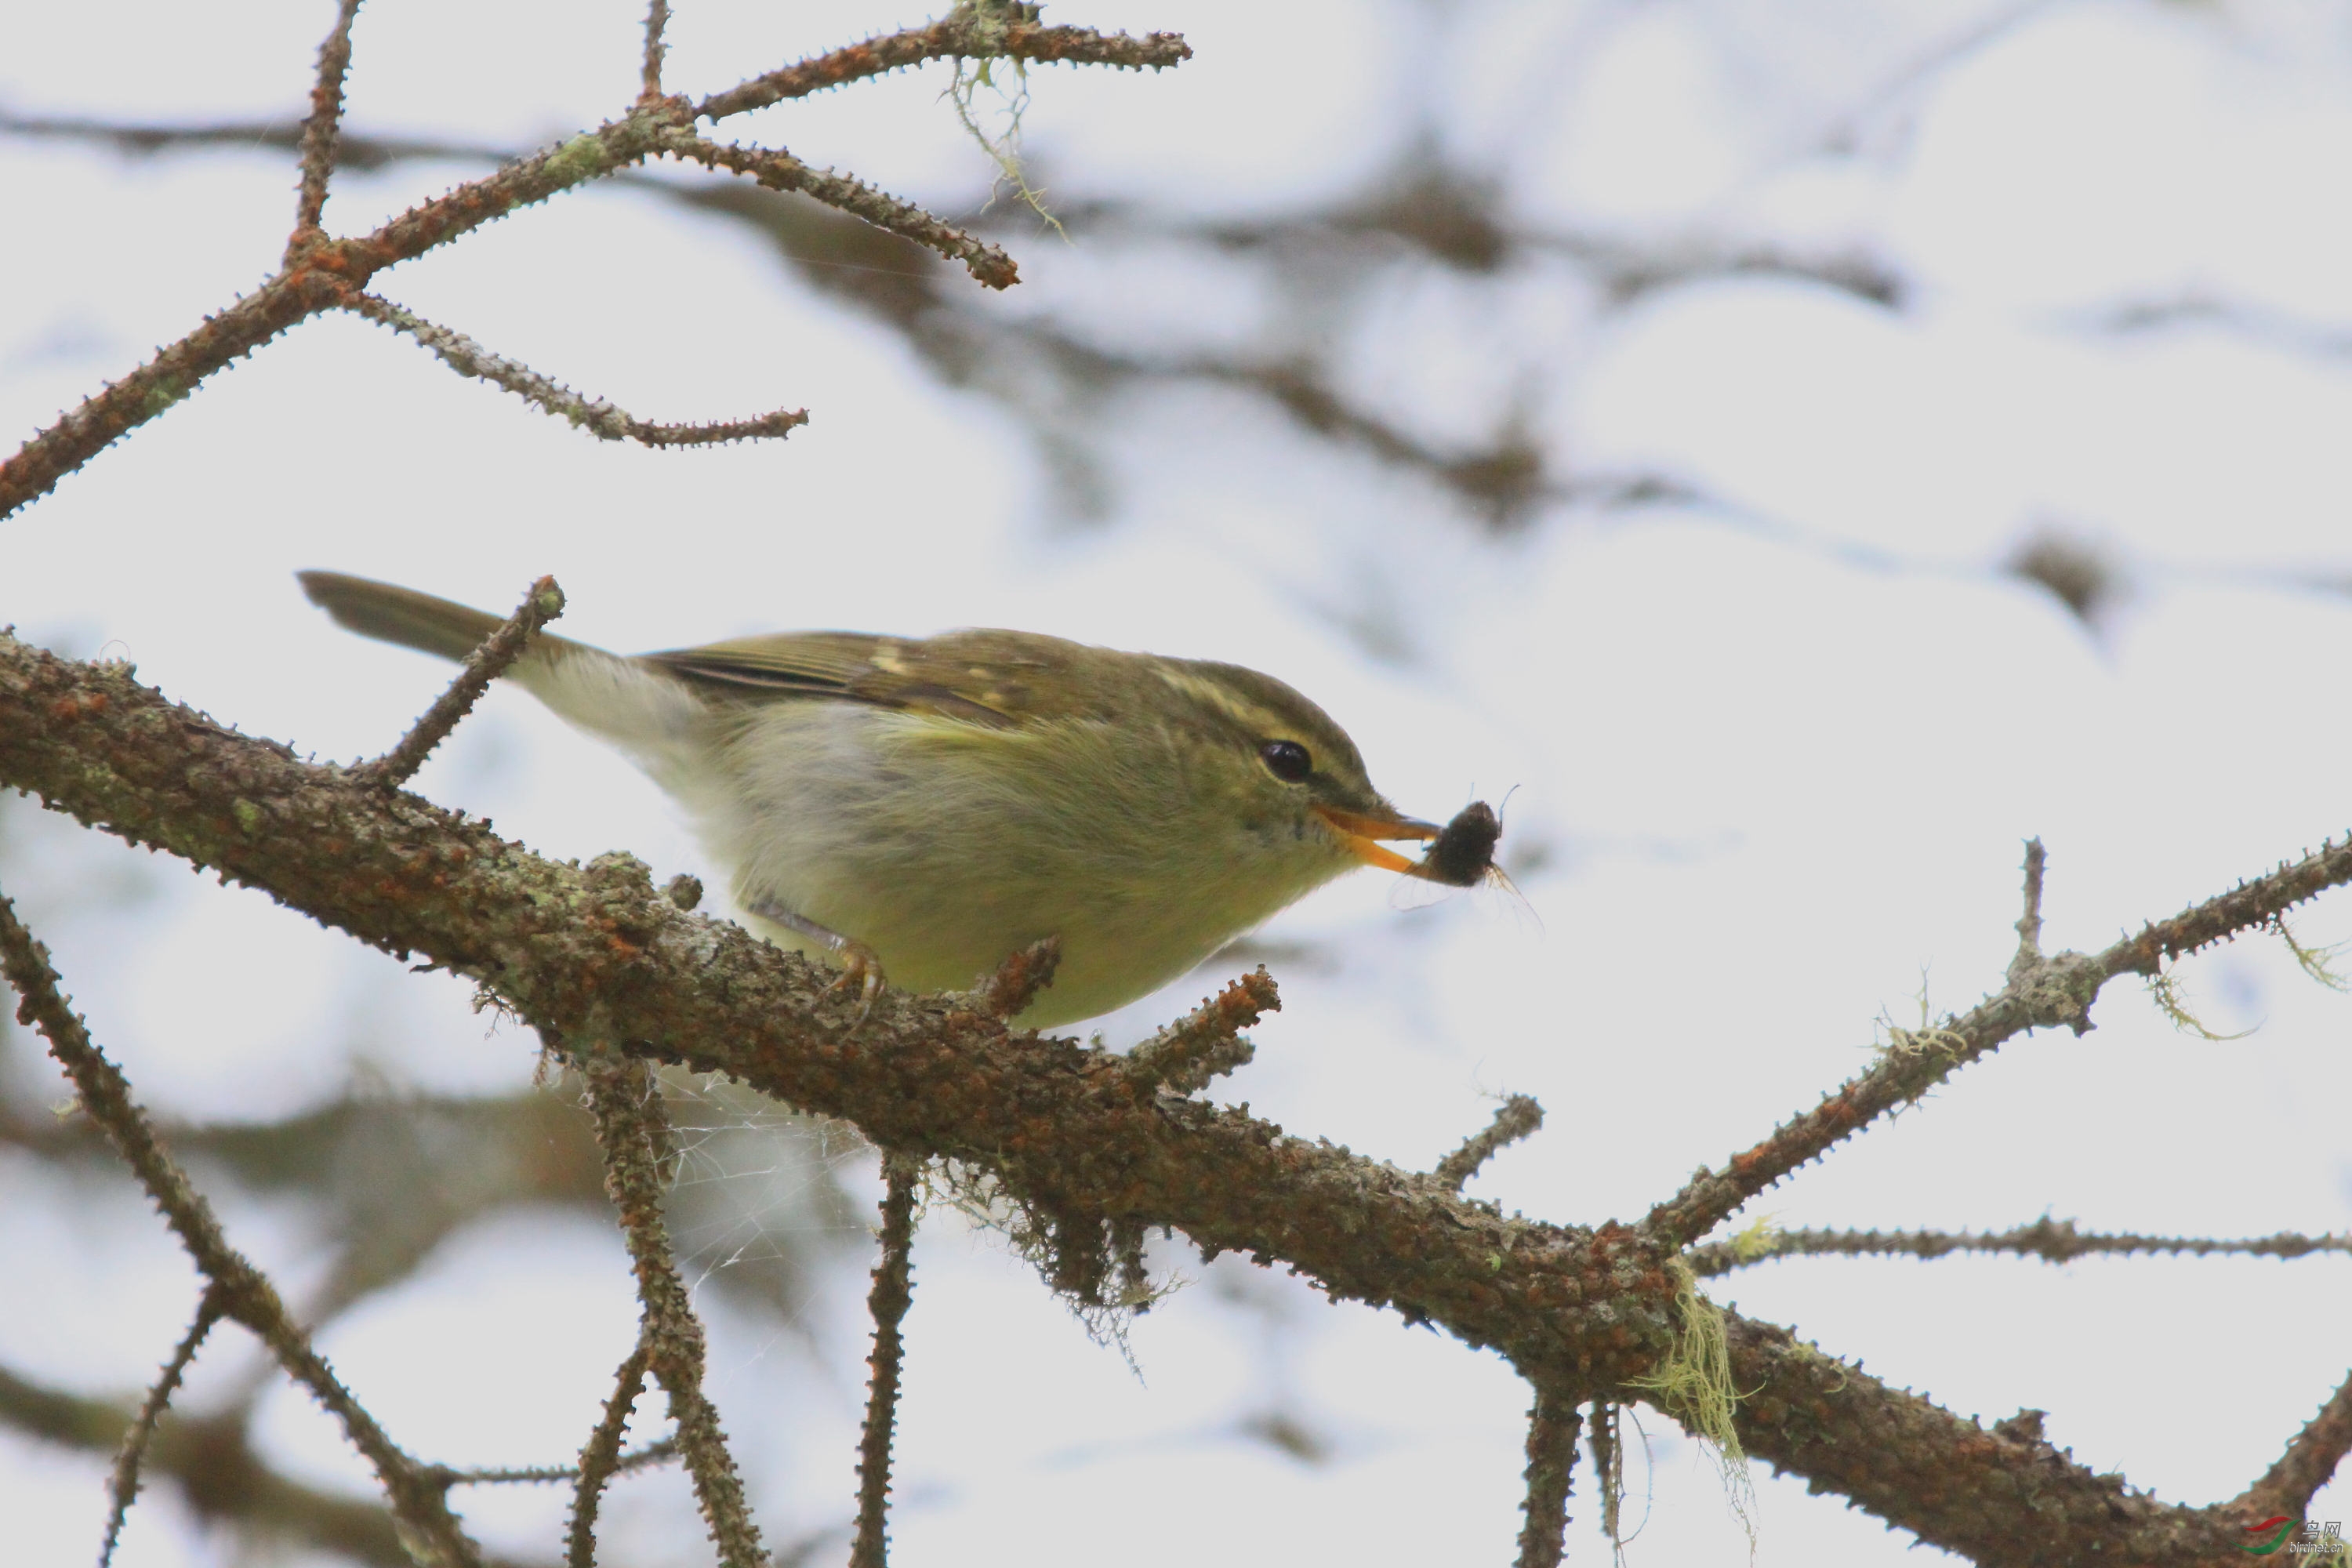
[48,692,107,720]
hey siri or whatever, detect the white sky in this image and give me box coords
[4,1,2351,1563]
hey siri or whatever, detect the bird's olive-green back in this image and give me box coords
[647,629,1392,817]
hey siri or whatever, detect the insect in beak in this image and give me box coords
[1311,804,1442,874]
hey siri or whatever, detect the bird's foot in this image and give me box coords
[824,939,888,1023]
[744,896,887,1023]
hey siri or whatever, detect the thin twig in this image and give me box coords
[0,891,481,1566]
[2239,1368,2352,1520]
[1644,835,2352,1246]
[1514,1383,1582,1568]
[290,0,365,245]
[1688,1218,2352,1276]
[357,575,564,789]
[698,15,1191,122]
[2009,837,2047,982]
[667,136,1018,289]
[568,1340,654,1568]
[641,0,671,100]
[1435,1094,1543,1190]
[1124,968,1279,1094]
[437,1436,676,1490]
[339,292,810,448]
[583,1058,766,1568]
[851,1155,922,1568]
[100,1286,228,1568]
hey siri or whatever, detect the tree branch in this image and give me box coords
[0,633,2287,1564]
[2238,1368,2352,1522]
[1513,1383,1581,1568]
[1435,1094,1543,1191]
[582,1058,765,1567]
[567,1338,653,1568]
[338,293,809,448]
[1690,1218,2352,1276]
[1644,840,2352,1247]
[0,885,482,1566]
[666,134,1018,288]
[695,14,1192,123]
[290,0,365,247]
[358,575,564,789]
[101,1287,227,1568]
[851,1155,921,1568]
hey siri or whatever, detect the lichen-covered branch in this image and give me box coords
[339,294,809,448]
[582,1059,765,1567]
[666,135,1018,288]
[0,630,2281,1563]
[851,1156,921,1568]
[1,13,1195,521]
[1125,968,1276,1094]
[1436,1094,1543,1191]
[1513,1384,1581,1568]
[358,575,564,788]
[1690,1218,2352,1276]
[100,1288,227,1568]
[2239,1368,2352,1522]
[1644,840,2352,1247]
[290,0,365,245]
[0,887,482,1566]
[0,1359,444,1567]
[567,1338,654,1568]
[695,13,1192,122]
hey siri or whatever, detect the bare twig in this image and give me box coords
[1645,836,2352,1246]
[290,0,365,246]
[2239,1369,2352,1521]
[433,1436,676,1489]
[356,575,564,789]
[583,1059,766,1568]
[1514,1383,1582,1568]
[1124,968,1279,1094]
[1687,1218,2352,1276]
[698,14,1191,123]
[2010,837,2047,978]
[0,891,481,1566]
[1435,1094,1543,1190]
[100,1287,228,1568]
[851,1155,922,1568]
[641,0,671,100]
[0,1358,424,1567]
[339,292,810,448]
[667,135,1018,289]
[568,1339,654,1568]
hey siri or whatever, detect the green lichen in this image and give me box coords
[1627,1258,1757,1554]
[2144,965,2253,1041]
[541,132,612,191]
[231,799,264,837]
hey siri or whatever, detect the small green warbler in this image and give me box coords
[299,571,1482,1027]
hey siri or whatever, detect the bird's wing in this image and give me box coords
[641,630,1027,729]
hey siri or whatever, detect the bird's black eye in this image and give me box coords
[1259,739,1313,782]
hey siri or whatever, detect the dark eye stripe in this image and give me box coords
[1259,739,1312,782]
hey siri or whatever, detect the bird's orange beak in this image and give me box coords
[1311,804,1441,874]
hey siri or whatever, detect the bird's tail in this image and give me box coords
[297,570,707,753]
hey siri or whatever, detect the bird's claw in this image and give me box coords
[824,940,887,1024]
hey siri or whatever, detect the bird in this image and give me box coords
[299,570,1475,1028]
